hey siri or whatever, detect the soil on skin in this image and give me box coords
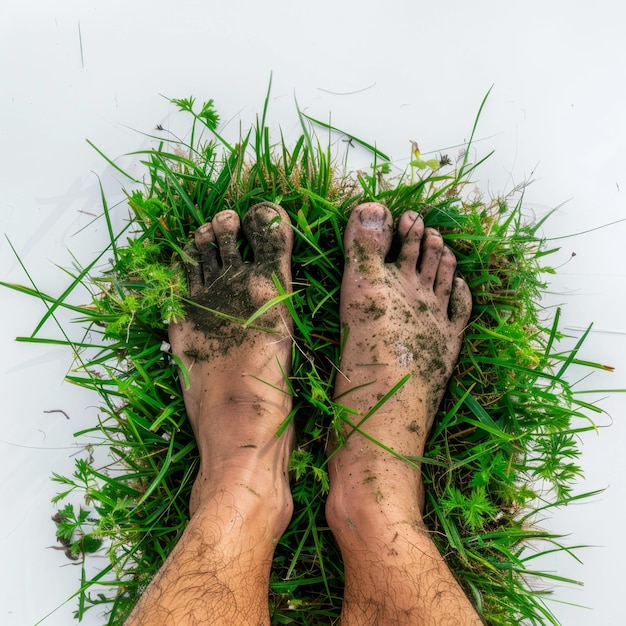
[180,205,290,360]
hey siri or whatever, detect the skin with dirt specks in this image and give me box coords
[326,203,480,625]
[126,201,480,626]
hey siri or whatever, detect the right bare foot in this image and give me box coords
[329,202,471,502]
[168,202,295,527]
[326,202,478,625]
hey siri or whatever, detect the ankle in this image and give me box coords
[326,457,425,547]
[190,397,294,472]
[192,479,294,541]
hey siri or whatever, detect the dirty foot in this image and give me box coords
[330,201,471,476]
[126,203,295,625]
[326,202,478,625]
[168,202,295,525]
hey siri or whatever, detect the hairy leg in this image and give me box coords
[326,203,481,625]
[125,203,295,626]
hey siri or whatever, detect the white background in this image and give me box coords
[1,1,625,624]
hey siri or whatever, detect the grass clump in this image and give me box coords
[3,87,614,625]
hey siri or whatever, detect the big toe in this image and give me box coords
[243,202,293,266]
[344,203,394,271]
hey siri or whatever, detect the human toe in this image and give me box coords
[396,211,424,270]
[417,228,444,287]
[243,202,293,263]
[178,235,203,296]
[433,246,457,308]
[212,210,243,268]
[193,222,219,279]
[344,202,393,266]
[449,276,472,328]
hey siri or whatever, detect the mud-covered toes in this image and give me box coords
[180,222,216,295]
[212,210,243,268]
[195,222,219,274]
[180,241,202,297]
[243,202,293,264]
[180,211,242,297]
[181,204,293,300]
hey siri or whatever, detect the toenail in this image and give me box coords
[197,223,211,235]
[215,211,235,223]
[258,207,280,224]
[358,204,386,229]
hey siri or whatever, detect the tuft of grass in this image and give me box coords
[3,87,618,625]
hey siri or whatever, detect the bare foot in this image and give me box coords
[326,202,478,625]
[168,202,295,524]
[127,203,296,626]
[330,202,471,477]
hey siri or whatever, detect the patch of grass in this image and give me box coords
[3,86,617,625]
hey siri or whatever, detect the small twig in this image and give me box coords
[44,409,70,420]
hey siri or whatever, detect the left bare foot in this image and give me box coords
[126,203,296,626]
[168,202,295,525]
